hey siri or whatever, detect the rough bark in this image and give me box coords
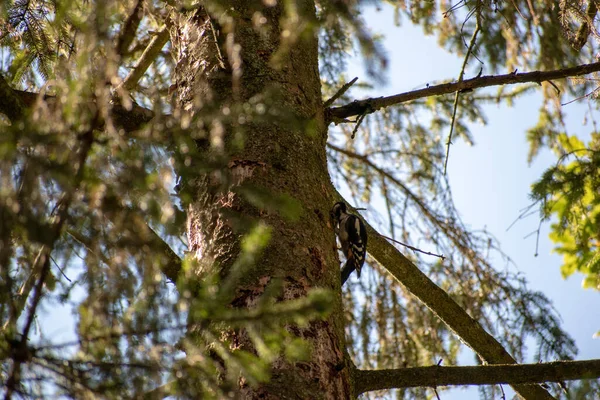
[169,2,350,399]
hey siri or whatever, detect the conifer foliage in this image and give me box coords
[1,1,600,399]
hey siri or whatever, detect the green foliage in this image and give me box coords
[531,134,600,290]
[2,0,600,398]
[0,1,333,398]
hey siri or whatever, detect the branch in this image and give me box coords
[327,61,600,123]
[116,0,145,58]
[444,18,481,174]
[0,84,177,291]
[4,126,95,400]
[332,186,557,399]
[355,359,600,395]
[359,217,556,399]
[381,234,444,260]
[323,77,358,108]
[120,26,170,91]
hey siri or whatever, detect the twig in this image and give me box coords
[381,175,395,239]
[561,85,600,106]
[381,234,445,260]
[523,229,538,240]
[351,112,366,139]
[49,256,71,283]
[443,0,468,18]
[444,17,481,175]
[534,219,542,257]
[324,77,358,108]
[547,80,561,94]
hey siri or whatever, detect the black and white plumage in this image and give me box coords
[331,201,367,283]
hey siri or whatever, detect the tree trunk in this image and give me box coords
[170,2,351,398]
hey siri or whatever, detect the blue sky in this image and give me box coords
[348,4,600,399]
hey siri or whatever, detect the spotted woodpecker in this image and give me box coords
[331,201,368,283]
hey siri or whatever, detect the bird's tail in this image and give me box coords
[341,260,360,285]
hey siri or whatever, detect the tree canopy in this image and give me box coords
[2,0,600,399]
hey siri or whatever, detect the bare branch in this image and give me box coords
[323,77,358,108]
[381,234,444,260]
[355,359,600,395]
[444,17,481,174]
[327,61,600,123]
[120,26,170,91]
[351,209,556,399]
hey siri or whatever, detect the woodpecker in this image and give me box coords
[331,201,368,283]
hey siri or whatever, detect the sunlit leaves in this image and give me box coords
[531,134,600,289]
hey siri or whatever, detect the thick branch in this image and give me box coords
[364,222,556,399]
[335,193,556,399]
[328,61,600,123]
[355,359,600,395]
